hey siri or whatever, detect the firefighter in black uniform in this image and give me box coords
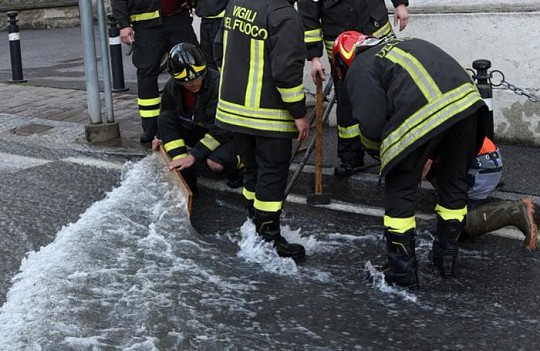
[214,0,309,260]
[155,43,242,193]
[192,0,230,70]
[333,32,488,287]
[111,0,199,144]
[298,0,409,176]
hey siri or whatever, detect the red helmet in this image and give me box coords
[332,31,381,80]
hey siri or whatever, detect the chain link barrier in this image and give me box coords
[467,68,540,103]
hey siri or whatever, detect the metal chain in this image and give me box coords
[490,70,540,103]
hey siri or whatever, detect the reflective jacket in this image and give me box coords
[298,0,408,60]
[159,69,232,161]
[344,37,488,176]
[214,0,306,138]
[111,0,191,29]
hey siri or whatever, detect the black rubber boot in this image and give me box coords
[254,210,305,261]
[226,168,243,189]
[246,199,255,221]
[140,117,157,144]
[334,159,364,177]
[432,217,463,277]
[383,229,419,288]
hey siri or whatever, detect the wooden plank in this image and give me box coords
[156,146,193,217]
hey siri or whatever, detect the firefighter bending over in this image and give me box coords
[333,32,488,287]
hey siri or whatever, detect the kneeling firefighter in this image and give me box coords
[333,31,488,287]
[156,43,243,193]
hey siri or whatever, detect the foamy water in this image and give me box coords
[1,153,536,350]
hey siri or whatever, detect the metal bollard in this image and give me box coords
[7,11,26,83]
[472,59,494,140]
[108,14,128,92]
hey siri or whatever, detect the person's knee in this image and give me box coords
[206,159,224,173]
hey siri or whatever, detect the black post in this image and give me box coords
[108,14,128,92]
[7,11,26,83]
[472,59,494,140]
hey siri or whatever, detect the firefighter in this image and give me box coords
[154,43,242,194]
[214,0,310,260]
[192,0,230,70]
[111,0,199,145]
[332,31,489,287]
[424,137,538,251]
[297,0,410,176]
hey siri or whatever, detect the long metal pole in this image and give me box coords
[96,0,114,123]
[78,0,101,124]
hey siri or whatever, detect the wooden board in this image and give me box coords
[156,145,193,217]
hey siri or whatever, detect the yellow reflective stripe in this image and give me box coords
[204,10,225,19]
[217,109,297,133]
[435,204,467,222]
[218,99,293,121]
[130,10,160,22]
[305,29,322,43]
[338,124,360,139]
[164,139,185,153]
[324,40,334,60]
[139,109,160,118]
[200,133,220,151]
[385,47,442,101]
[373,21,393,38]
[243,187,255,201]
[381,83,482,171]
[172,153,189,160]
[254,198,283,212]
[277,84,305,103]
[246,39,264,108]
[138,97,161,106]
[384,215,416,233]
[359,131,381,152]
[218,30,229,97]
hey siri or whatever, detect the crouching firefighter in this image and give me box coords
[155,43,243,194]
[425,137,538,251]
[214,0,310,260]
[332,31,488,287]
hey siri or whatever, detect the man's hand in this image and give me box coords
[422,159,433,180]
[310,57,326,84]
[394,4,410,31]
[120,27,134,45]
[169,155,196,171]
[294,116,309,144]
[151,138,162,151]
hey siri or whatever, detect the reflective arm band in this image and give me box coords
[277,84,305,103]
[305,29,323,43]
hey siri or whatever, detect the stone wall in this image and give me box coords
[0,1,113,31]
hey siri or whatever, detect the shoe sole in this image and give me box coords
[522,197,538,251]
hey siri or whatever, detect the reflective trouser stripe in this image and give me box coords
[384,215,416,233]
[435,204,467,222]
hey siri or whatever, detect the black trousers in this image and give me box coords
[234,133,292,212]
[330,64,365,165]
[200,17,222,71]
[384,115,479,221]
[132,13,198,119]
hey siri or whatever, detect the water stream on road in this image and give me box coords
[0,155,538,350]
